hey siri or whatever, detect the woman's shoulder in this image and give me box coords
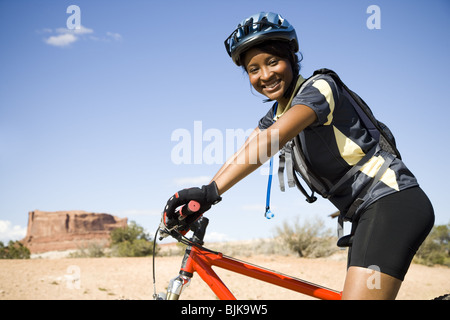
[300,72,340,93]
[293,71,340,104]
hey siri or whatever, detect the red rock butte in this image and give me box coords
[21,210,128,254]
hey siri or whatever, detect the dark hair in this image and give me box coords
[240,40,303,99]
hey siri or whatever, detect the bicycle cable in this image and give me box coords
[152,226,160,300]
[151,224,195,299]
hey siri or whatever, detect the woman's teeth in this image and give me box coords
[265,80,281,88]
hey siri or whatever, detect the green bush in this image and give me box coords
[414,223,450,267]
[109,221,157,257]
[274,217,337,258]
[0,240,30,259]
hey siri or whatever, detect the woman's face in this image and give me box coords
[244,48,294,104]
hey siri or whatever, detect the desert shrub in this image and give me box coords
[109,221,158,257]
[204,238,292,258]
[274,217,337,258]
[0,240,30,259]
[69,242,107,258]
[414,223,450,267]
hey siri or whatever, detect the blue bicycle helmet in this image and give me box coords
[224,12,299,66]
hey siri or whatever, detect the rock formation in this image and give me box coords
[21,210,128,253]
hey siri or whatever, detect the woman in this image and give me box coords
[163,12,434,299]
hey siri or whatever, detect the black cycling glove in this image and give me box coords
[163,181,222,231]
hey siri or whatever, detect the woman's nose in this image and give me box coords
[260,66,273,81]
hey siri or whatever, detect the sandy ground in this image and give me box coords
[0,251,448,300]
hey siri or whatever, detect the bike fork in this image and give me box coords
[166,274,192,300]
[163,244,196,300]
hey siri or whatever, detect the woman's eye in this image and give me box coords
[269,59,278,66]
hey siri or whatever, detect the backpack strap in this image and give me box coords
[327,144,379,196]
[279,141,318,203]
[345,150,396,222]
[278,148,286,192]
[337,150,396,239]
[277,73,326,202]
[291,135,327,200]
[284,141,297,189]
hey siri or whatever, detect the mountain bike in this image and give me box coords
[152,202,342,300]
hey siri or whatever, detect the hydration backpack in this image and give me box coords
[278,69,400,224]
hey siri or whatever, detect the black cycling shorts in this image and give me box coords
[348,187,435,281]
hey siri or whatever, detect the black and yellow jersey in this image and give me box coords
[258,73,419,216]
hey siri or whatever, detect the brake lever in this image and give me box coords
[158,217,180,240]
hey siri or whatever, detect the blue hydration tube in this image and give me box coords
[265,156,275,219]
[264,103,278,220]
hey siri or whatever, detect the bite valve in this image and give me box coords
[264,207,275,219]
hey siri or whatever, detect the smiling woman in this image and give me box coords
[0,0,445,301]
[161,11,436,300]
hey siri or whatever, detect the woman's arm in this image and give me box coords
[213,104,317,195]
[211,126,261,183]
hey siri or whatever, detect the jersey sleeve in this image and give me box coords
[257,103,277,130]
[291,75,339,126]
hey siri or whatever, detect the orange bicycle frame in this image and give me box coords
[179,244,342,300]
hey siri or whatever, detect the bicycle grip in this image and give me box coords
[178,201,201,221]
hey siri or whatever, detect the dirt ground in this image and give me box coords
[0,252,448,300]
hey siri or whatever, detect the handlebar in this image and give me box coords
[178,200,201,220]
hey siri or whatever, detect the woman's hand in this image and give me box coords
[163,181,222,230]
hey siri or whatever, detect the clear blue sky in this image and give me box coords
[1,0,449,243]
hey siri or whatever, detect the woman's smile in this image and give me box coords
[262,79,282,91]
